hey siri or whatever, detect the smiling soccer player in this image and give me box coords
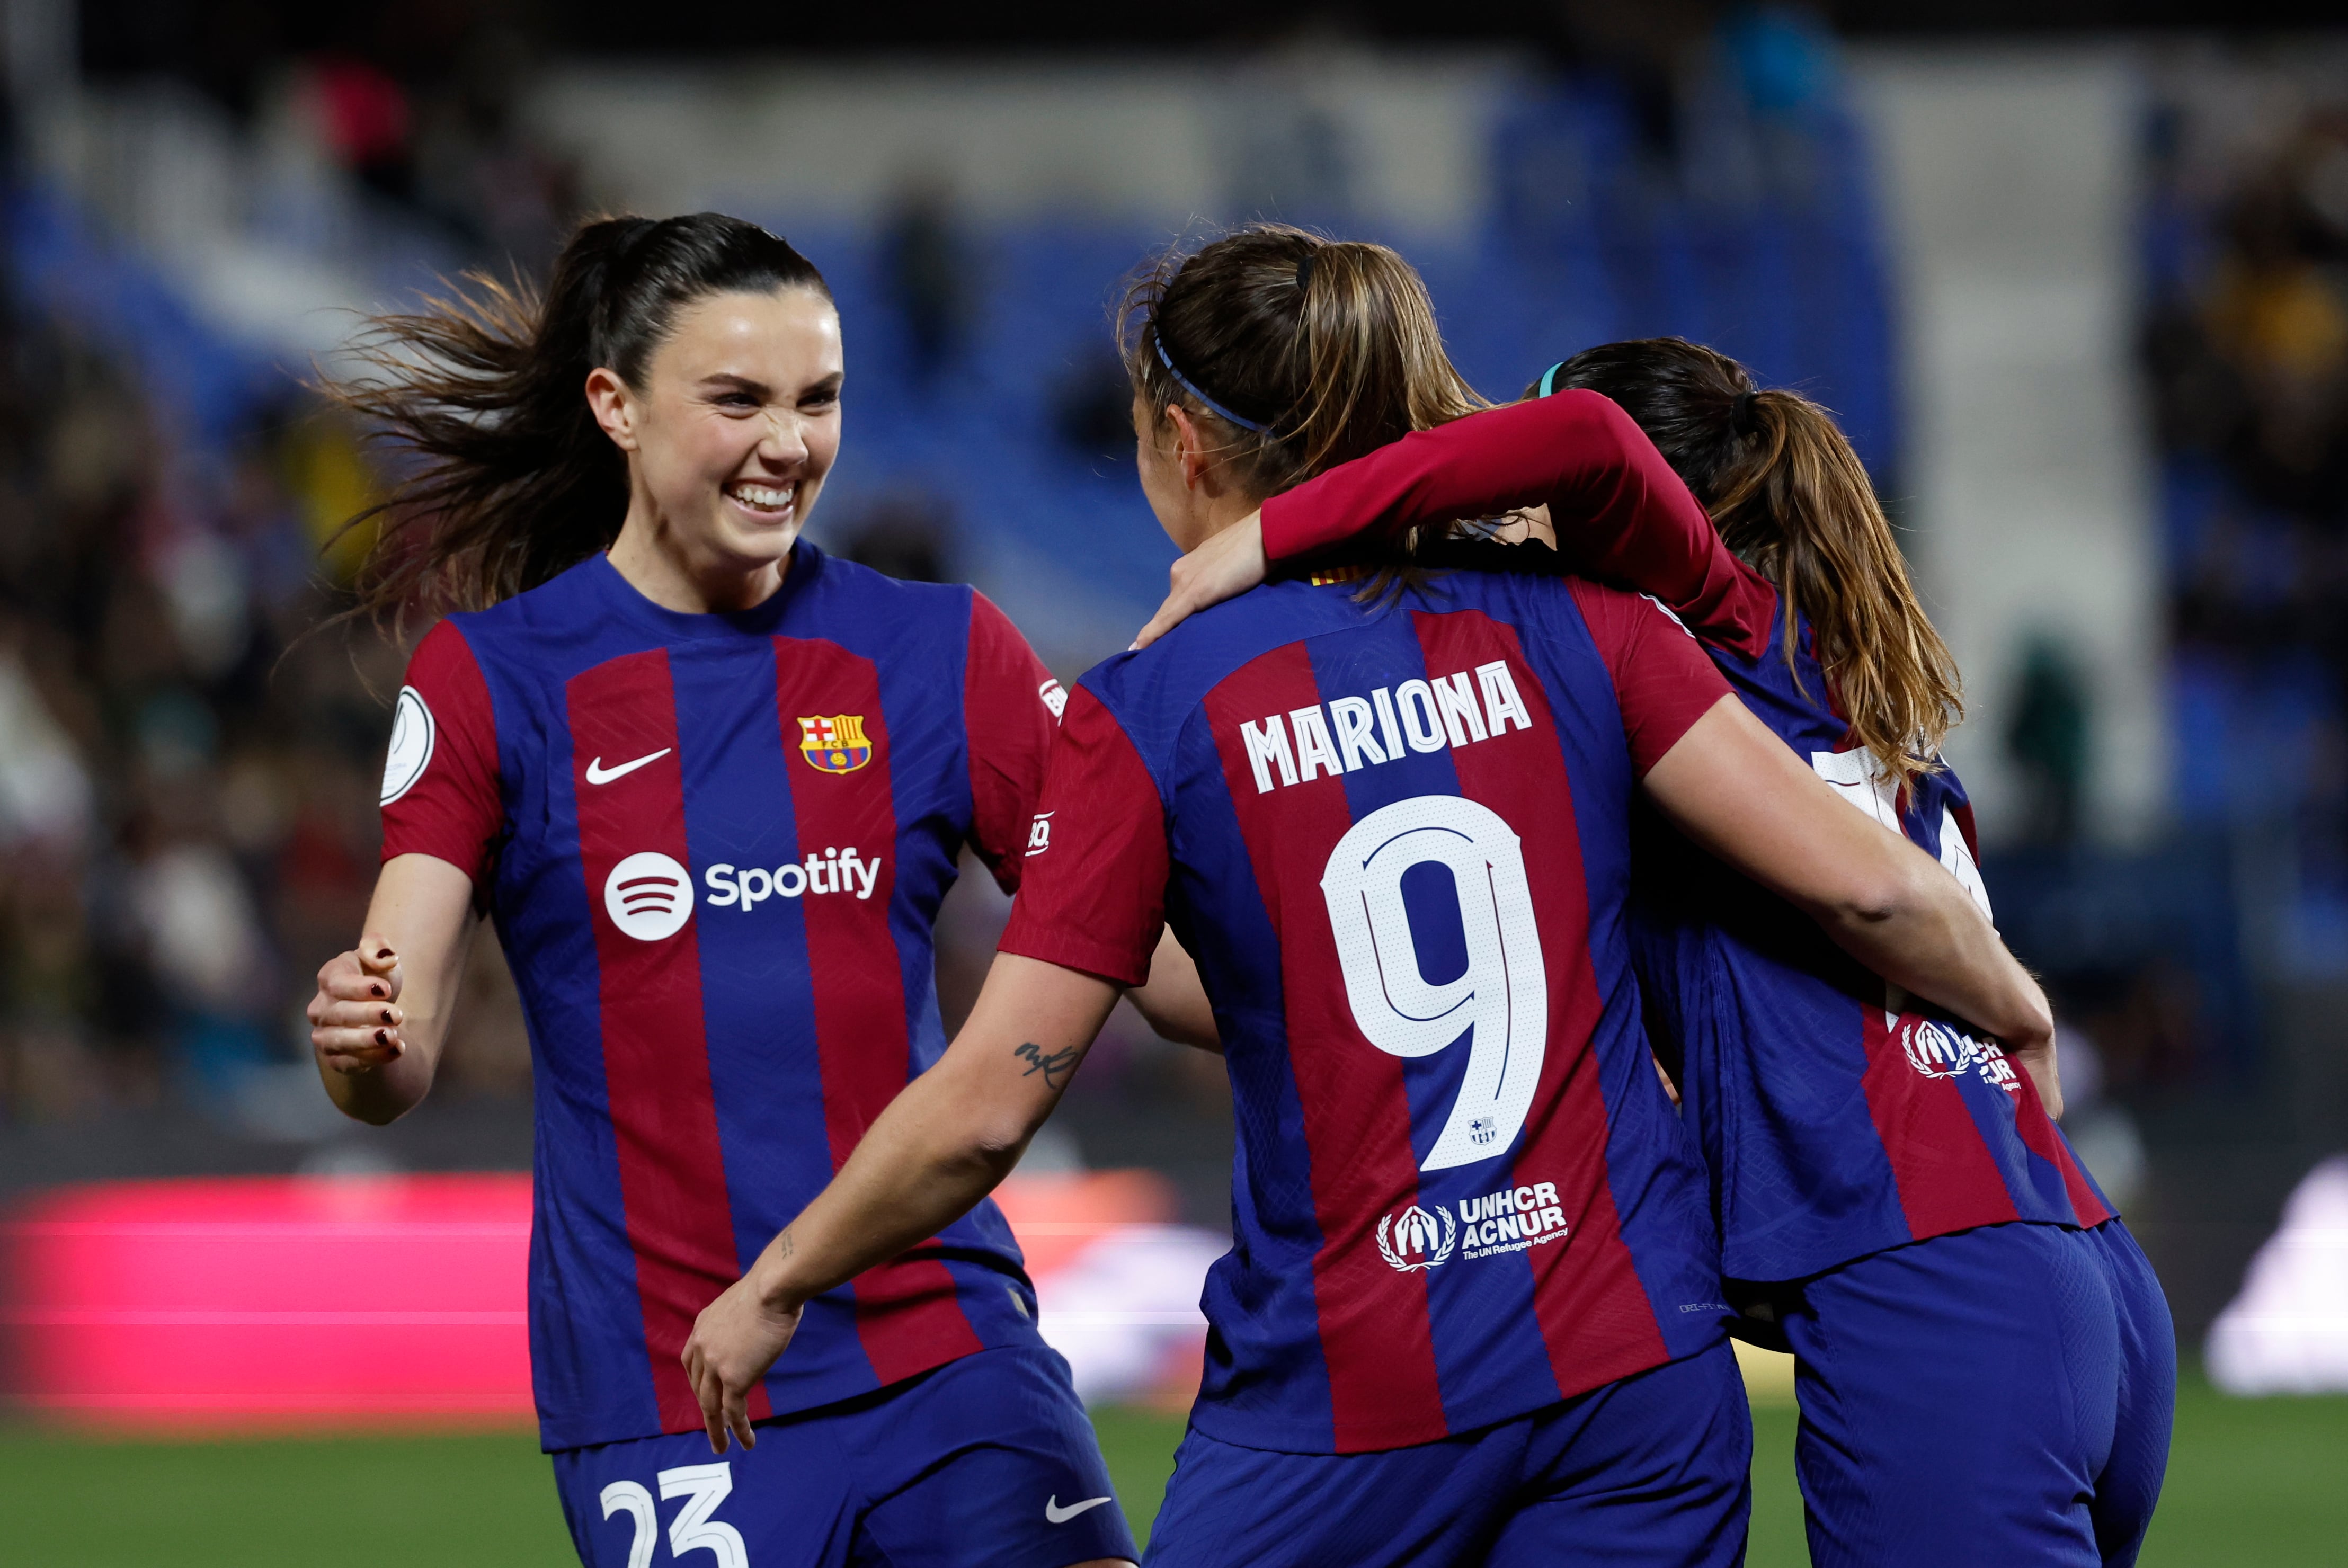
[305,213,1176,1568]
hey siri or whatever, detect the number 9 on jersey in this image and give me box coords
[1320,795,1549,1172]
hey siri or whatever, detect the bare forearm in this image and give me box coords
[1125,929,1221,1052]
[1808,866,2051,1047]
[1647,702,2050,1049]
[745,1070,1027,1309]
[744,954,1122,1311]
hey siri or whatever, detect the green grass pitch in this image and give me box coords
[0,1376,2338,1564]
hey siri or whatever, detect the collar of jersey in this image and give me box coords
[585,545,816,642]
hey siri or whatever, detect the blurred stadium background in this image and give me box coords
[0,1,2344,1563]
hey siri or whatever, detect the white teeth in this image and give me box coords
[730,483,795,509]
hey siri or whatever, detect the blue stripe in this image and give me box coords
[1170,696,1337,1450]
[463,573,662,1448]
[668,641,848,1323]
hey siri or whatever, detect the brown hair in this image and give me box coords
[1542,338,1961,787]
[1120,224,1486,500]
[323,212,831,626]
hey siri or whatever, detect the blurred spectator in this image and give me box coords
[2005,637,2091,847]
[881,178,973,386]
[0,287,537,1129]
[834,494,957,585]
[295,54,416,201]
[1056,353,1139,475]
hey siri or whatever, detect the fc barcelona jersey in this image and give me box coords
[1633,617,2115,1285]
[1250,391,2116,1286]
[1000,568,1736,1455]
[379,545,1060,1451]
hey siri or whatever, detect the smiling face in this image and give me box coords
[589,286,844,600]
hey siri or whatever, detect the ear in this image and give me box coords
[584,367,639,453]
[1164,404,1214,492]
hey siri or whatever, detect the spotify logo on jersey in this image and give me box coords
[603,852,695,941]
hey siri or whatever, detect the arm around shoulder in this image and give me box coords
[1641,699,2058,1103]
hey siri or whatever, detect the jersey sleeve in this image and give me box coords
[964,591,1067,895]
[379,619,504,884]
[995,686,1169,987]
[1567,580,1737,775]
[1259,391,1777,659]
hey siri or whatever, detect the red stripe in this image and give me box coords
[1204,642,1447,1451]
[772,637,983,1385]
[1951,801,1982,863]
[1858,1006,2023,1239]
[1416,609,1668,1400]
[2010,1077,2114,1227]
[567,651,767,1433]
[381,621,504,882]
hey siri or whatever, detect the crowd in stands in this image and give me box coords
[13,23,2280,1146]
[2145,78,2348,977]
[0,4,1990,1152]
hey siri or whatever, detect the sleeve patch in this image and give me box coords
[381,685,437,805]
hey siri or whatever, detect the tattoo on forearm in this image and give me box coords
[775,1228,794,1261]
[1012,1041,1080,1086]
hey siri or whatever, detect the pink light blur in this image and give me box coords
[2,1170,1181,1432]
[4,1174,535,1431]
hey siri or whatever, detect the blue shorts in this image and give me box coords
[552,1346,1136,1568]
[1143,1340,1750,1568]
[1768,1219,2175,1568]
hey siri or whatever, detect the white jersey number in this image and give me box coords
[600,1464,749,1568]
[1809,748,1993,922]
[1320,795,1549,1171]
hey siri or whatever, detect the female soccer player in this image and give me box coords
[303,212,1150,1568]
[681,228,2057,1567]
[1137,336,2175,1566]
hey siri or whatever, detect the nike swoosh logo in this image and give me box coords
[1044,1495,1112,1525]
[584,749,671,785]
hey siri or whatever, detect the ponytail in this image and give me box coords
[1122,224,1485,498]
[324,212,831,624]
[1546,338,1962,788]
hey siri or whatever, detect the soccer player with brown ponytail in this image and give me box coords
[1141,335,2174,1567]
[685,236,2058,1567]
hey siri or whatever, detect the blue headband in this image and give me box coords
[1155,337,1267,432]
[1535,361,1567,398]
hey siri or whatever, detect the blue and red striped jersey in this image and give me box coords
[379,544,1061,1451]
[1634,617,2115,1285]
[1251,395,2115,1285]
[1000,570,1735,1455]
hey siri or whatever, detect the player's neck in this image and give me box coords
[608,504,790,616]
[1179,489,1269,553]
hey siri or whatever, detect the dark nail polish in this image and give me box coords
[371,985,386,998]
[375,1029,390,1046]
[382,1009,395,1024]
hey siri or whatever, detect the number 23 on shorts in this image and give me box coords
[601,1463,748,1568]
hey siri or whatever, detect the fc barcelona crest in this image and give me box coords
[797,714,874,774]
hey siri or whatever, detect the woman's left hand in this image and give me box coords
[681,1269,804,1454]
[1132,511,1267,650]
